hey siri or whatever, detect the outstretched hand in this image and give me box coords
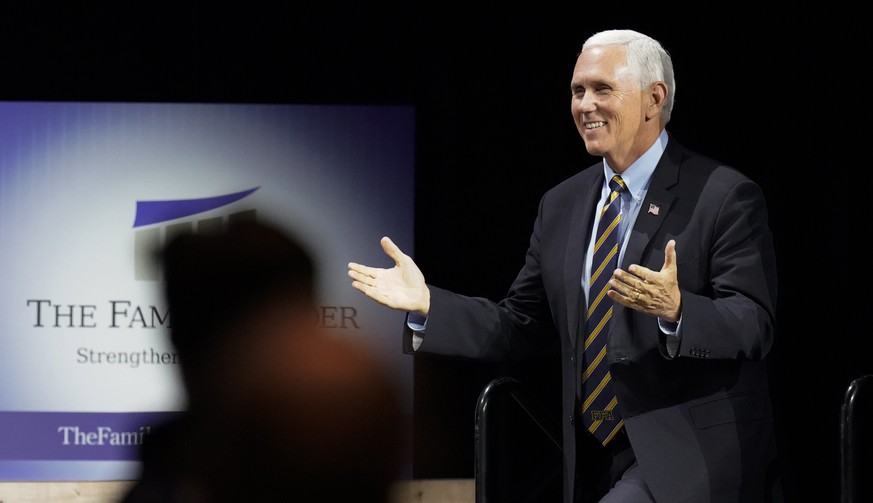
[348,236,431,316]
[607,239,681,322]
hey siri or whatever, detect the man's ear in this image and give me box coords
[646,81,668,120]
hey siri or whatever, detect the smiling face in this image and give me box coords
[570,44,665,172]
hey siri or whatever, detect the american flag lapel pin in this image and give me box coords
[647,203,660,216]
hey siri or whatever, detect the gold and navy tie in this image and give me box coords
[581,175,626,446]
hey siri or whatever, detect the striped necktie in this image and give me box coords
[581,175,626,446]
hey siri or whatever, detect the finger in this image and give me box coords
[625,264,650,283]
[349,277,371,295]
[606,284,636,305]
[609,273,634,298]
[354,282,389,306]
[662,239,677,272]
[614,268,644,290]
[380,236,407,264]
[347,268,369,284]
[348,262,378,279]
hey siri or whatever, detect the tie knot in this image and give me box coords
[609,175,627,194]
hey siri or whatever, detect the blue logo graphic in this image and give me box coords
[133,187,259,228]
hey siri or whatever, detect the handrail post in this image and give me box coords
[474,377,561,503]
[841,375,872,503]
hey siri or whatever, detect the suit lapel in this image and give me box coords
[621,139,682,267]
[565,167,604,350]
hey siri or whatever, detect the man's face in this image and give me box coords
[570,45,648,171]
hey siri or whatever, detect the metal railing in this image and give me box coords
[474,376,562,503]
[841,374,872,503]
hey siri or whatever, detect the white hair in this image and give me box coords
[582,29,676,123]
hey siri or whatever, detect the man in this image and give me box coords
[349,29,779,502]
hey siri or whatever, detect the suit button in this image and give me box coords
[569,415,574,425]
[570,356,576,367]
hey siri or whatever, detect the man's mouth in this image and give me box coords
[585,121,606,130]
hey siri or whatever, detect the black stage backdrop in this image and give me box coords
[2,3,864,501]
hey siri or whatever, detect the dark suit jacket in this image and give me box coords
[405,134,780,503]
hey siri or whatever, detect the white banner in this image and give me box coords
[0,101,415,480]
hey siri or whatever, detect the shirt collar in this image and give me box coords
[602,129,668,200]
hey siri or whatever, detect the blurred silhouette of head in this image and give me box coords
[159,217,317,408]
